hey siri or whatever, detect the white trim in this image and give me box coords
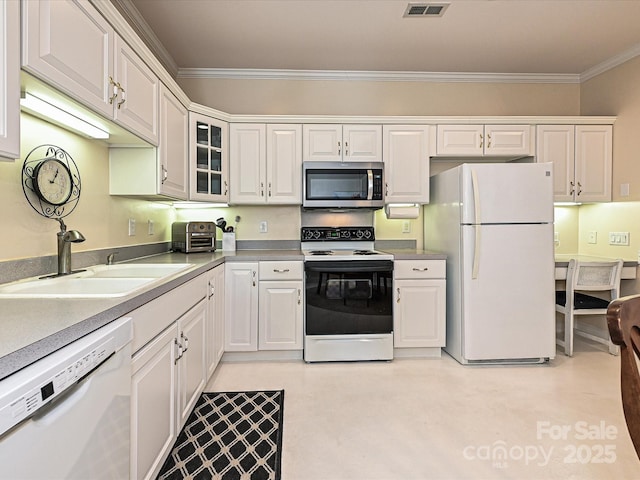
[580,42,640,82]
[178,68,581,84]
[107,0,179,77]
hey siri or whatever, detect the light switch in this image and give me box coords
[588,231,597,244]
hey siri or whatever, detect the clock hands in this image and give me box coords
[49,168,59,184]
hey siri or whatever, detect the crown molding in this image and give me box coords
[177,68,581,84]
[580,42,640,82]
[107,0,179,77]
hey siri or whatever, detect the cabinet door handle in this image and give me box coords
[337,141,341,156]
[108,76,118,105]
[224,180,228,195]
[412,267,429,271]
[208,281,214,299]
[577,181,582,196]
[117,85,126,109]
[385,182,389,196]
[174,338,183,364]
[260,182,264,197]
[486,133,491,148]
[396,287,401,303]
[273,268,290,273]
[345,141,349,156]
[479,134,484,149]
[161,165,168,184]
[298,288,301,305]
[268,182,272,197]
[569,181,575,195]
[252,270,256,287]
[181,332,189,354]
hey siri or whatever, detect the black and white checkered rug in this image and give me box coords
[157,390,285,480]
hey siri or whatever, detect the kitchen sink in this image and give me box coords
[86,263,192,278]
[0,263,194,298]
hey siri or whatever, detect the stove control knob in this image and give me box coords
[313,230,321,239]
[355,230,364,238]
[341,230,350,238]
[363,230,372,239]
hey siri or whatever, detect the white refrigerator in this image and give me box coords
[424,163,556,364]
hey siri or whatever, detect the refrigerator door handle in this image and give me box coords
[471,169,481,279]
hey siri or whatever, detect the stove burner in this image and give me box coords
[309,250,334,256]
[353,250,379,256]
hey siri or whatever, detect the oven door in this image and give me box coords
[304,260,393,335]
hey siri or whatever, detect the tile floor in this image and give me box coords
[205,339,640,479]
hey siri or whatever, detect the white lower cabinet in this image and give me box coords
[225,261,303,352]
[393,260,446,350]
[131,322,177,480]
[130,273,210,480]
[176,302,207,427]
[258,261,303,350]
[206,264,225,378]
[224,262,259,351]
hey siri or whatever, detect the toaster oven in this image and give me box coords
[172,222,216,253]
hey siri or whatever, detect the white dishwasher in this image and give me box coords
[0,316,132,479]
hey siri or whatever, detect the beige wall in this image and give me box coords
[0,114,175,262]
[581,56,640,202]
[179,77,581,116]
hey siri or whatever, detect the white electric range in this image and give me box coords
[301,227,394,362]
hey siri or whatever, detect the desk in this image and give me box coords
[555,255,638,281]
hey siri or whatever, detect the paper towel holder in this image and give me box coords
[385,204,420,219]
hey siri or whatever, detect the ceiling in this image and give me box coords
[118,0,640,80]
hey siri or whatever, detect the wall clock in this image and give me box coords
[22,145,81,219]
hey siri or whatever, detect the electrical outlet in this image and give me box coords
[128,218,136,236]
[402,221,411,233]
[621,183,630,197]
[587,231,597,244]
[554,232,559,247]
[259,221,268,233]
[148,220,154,235]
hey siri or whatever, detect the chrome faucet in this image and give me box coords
[56,219,85,276]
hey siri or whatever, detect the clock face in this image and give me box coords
[33,159,73,206]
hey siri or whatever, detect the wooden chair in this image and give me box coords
[555,259,623,356]
[607,294,640,460]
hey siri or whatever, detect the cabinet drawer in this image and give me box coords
[131,274,207,353]
[394,260,445,279]
[259,261,303,280]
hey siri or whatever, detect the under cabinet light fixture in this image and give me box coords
[172,202,230,209]
[20,92,110,140]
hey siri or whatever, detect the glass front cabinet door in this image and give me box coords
[189,112,229,202]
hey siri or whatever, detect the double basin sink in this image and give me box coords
[0,263,193,298]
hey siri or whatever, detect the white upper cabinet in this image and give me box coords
[267,124,302,204]
[158,84,188,199]
[112,36,159,144]
[189,112,228,203]
[230,123,302,204]
[303,124,382,162]
[383,125,432,204]
[22,0,159,145]
[536,125,612,202]
[436,124,533,157]
[0,0,19,161]
[230,124,266,204]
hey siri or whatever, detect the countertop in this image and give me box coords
[554,254,638,268]
[0,248,444,380]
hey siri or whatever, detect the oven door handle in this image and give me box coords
[305,262,393,273]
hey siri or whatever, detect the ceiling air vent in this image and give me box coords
[404,3,449,17]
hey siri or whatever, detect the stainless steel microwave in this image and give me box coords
[302,162,384,209]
